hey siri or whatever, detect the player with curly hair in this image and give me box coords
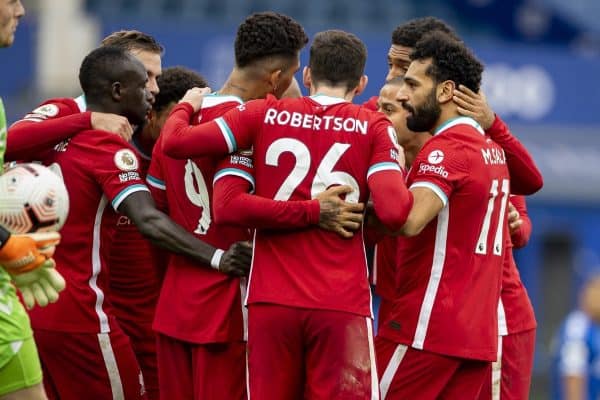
[373,32,510,399]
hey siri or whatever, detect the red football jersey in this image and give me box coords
[108,137,162,326]
[28,130,150,333]
[162,94,411,317]
[379,117,510,362]
[498,195,536,336]
[148,95,251,344]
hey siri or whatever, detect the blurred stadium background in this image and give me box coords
[4,1,600,397]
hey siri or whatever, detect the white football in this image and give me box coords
[0,163,69,233]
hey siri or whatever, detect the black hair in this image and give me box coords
[234,12,308,68]
[391,17,460,48]
[79,46,139,101]
[154,67,208,112]
[410,31,483,92]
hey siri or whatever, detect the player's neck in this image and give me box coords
[431,106,460,134]
[309,85,354,102]
[219,69,270,102]
[86,100,117,116]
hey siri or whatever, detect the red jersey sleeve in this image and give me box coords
[212,152,320,228]
[410,134,469,206]
[83,131,150,211]
[509,194,531,248]
[7,99,92,161]
[367,117,413,231]
[486,115,543,195]
[161,99,265,159]
[146,135,168,212]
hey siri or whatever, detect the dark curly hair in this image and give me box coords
[309,30,367,91]
[101,30,164,54]
[410,31,483,92]
[391,17,460,48]
[154,67,208,113]
[234,12,308,68]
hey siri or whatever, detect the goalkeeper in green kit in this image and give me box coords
[0,1,65,398]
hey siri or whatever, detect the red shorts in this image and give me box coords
[478,329,536,400]
[118,319,158,400]
[156,333,246,400]
[247,304,377,400]
[377,297,394,334]
[376,336,490,400]
[34,328,145,400]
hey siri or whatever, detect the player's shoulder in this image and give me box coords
[72,128,130,149]
[20,97,82,122]
[436,116,486,141]
[362,96,379,111]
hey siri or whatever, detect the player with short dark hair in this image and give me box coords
[160,28,414,399]
[148,12,357,400]
[374,32,508,399]
[6,29,164,161]
[28,46,251,400]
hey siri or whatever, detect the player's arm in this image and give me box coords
[397,186,445,236]
[161,88,261,159]
[508,195,532,248]
[213,175,363,237]
[7,101,92,161]
[563,376,585,400]
[453,85,543,195]
[117,191,251,276]
[7,101,132,161]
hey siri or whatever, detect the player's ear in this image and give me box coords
[269,69,282,94]
[438,80,454,104]
[354,75,368,96]
[302,66,311,89]
[111,82,122,101]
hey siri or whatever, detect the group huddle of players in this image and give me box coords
[0,4,544,400]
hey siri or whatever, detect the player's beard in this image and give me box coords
[405,88,441,133]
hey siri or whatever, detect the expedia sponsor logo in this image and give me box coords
[418,163,449,178]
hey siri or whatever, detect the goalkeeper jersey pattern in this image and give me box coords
[0,97,33,369]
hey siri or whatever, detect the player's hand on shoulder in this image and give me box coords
[218,241,252,277]
[453,85,495,130]
[91,112,133,141]
[316,185,365,239]
[12,258,66,309]
[180,87,212,113]
[0,231,61,275]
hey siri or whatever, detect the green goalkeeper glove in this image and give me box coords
[12,259,66,309]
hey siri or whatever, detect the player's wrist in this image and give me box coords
[308,199,321,225]
[210,249,225,270]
